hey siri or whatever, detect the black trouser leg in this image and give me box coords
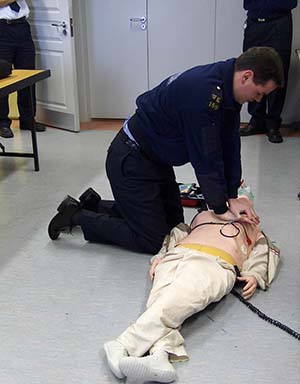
[78,131,184,254]
[95,199,121,216]
[243,14,293,124]
[0,24,15,127]
[14,21,36,124]
[267,15,292,123]
[0,21,36,127]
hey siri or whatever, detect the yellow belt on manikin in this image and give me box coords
[176,243,237,267]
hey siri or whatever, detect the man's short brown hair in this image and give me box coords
[235,47,284,87]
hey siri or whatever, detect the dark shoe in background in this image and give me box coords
[20,120,46,132]
[0,126,14,138]
[48,195,80,240]
[265,119,283,143]
[267,129,283,143]
[34,122,46,132]
[79,187,102,211]
[240,118,265,136]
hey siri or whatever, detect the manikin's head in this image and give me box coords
[233,47,284,105]
[238,181,254,199]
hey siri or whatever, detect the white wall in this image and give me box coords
[78,0,300,124]
[73,0,91,122]
[148,0,215,88]
[214,0,250,122]
[282,5,300,124]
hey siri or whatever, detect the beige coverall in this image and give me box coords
[117,206,277,361]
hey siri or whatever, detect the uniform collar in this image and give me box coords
[222,58,241,111]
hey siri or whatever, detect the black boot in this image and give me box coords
[48,196,80,240]
[267,129,283,143]
[240,118,265,136]
[0,126,14,138]
[20,119,46,132]
[79,187,101,211]
[265,119,283,143]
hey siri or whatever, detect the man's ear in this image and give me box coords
[242,70,254,83]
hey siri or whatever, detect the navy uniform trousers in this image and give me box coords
[0,19,36,128]
[243,13,293,128]
[77,129,184,254]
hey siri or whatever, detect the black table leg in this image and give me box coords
[29,85,39,171]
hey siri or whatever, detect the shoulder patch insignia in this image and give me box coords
[208,85,222,111]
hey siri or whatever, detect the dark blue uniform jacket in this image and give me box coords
[244,0,297,18]
[132,58,242,214]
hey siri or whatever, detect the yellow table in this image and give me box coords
[0,69,51,171]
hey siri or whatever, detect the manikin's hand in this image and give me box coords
[149,258,163,281]
[236,276,258,299]
[228,198,260,225]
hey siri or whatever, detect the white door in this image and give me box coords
[215,0,244,61]
[86,0,148,118]
[86,0,216,118]
[148,0,216,88]
[28,0,80,132]
[215,0,248,122]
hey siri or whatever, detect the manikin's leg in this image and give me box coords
[118,250,235,356]
[120,350,175,383]
[104,249,236,381]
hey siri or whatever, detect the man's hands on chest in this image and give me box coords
[214,198,260,225]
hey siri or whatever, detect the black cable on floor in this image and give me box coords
[231,289,300,341]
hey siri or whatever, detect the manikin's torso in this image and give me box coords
[180,197,262,267]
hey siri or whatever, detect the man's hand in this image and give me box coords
[228,198,260,225]
[236,276,258,299]
[213,210,238,222]
[149,258,163,281]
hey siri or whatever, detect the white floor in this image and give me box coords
[0,127,299,384]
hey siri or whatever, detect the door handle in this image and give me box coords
[130,16,146,23]
[51,21,67,35]
[129,16,147,30]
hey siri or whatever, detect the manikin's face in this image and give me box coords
[234,70,278,105]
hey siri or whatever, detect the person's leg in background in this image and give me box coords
[264,14,293,143]
[14,20,46,132]
[241,15,293,143]
[0,24,15,138]
[241,18,268,136]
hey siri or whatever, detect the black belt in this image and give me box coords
[248,13,290,23]
[118,128,156,162]
[126,114,162,163]
[0,16,26,24]
[119,129,140,151]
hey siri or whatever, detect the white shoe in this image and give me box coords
[103,340,128,379]
[119,350,176,383]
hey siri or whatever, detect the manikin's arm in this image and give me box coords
[149,258,163,281]
[239,236,269,299]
